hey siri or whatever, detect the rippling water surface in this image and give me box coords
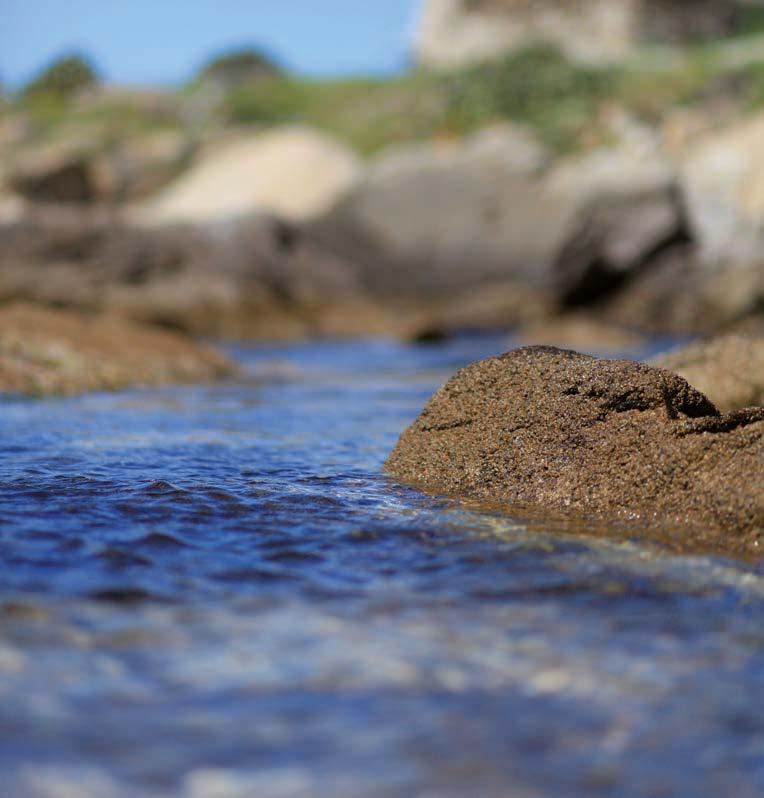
[0,336,762,798]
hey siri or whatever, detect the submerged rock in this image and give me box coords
[651,333,764,412]
[386,346,763,556]
[0,302,234,396]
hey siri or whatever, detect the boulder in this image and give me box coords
[386,346,764,556]
[311,132,566,318]
[313,132,680,325]
[651,332,764,412]
[680,111,764,267]
[0,302,234,396]
[142,126,362,224]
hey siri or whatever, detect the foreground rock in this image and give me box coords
[386,346,763,556]
[0,302,234,396]
[652,333,764,412]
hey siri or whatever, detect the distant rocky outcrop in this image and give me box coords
[6,129,193,205]
[0,302,234,396]
[311,125,691,331]
[386,346,764,556]
[414,0,760,68]
[0,205,392,340]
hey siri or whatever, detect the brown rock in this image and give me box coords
[386,346,764,556]
[0,302,234,396]
[651,333,764,412]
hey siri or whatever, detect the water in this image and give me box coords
[0,336,762,798]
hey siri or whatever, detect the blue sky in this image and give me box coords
[0,0,421,88]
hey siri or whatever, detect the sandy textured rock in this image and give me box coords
[143,126,361,224]
[386,346,764,556]
[652,333,764,412]
[0,302,234,396]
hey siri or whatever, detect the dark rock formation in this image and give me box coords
[386,346,764,556]
[553,189,687,307]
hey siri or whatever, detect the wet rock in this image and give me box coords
[386,346,764,555]
[651,333,764,412]
[142,126,361,224]
[0,302,234,396]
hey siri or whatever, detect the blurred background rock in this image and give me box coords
[1,0,763,356]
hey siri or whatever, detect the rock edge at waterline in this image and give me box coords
[0,302,235,396]
[385,346,764,556]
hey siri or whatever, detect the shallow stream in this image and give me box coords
[0,337,762,797]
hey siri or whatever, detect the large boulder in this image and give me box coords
[142,126,362,224]
[651,332,764,412]
[0,302,233,396]
[313,129,681,329]
[594,111,764,333]
[386,346,763,556]
[548,144,682,304]
[312,125,561,304]
[414,0,756,68]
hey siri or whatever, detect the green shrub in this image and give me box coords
[223,77,309,124]
[22,53,99,99]
[436,45,619,149]
[197,47,280,88]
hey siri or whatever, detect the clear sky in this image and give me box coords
[0,0,421,89]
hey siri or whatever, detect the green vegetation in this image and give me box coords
[7,38,764,157]
[22,53,99,99]
[220,43,764,153]
[196,46,281,87]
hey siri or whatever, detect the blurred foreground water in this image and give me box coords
[0,336,762,798]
